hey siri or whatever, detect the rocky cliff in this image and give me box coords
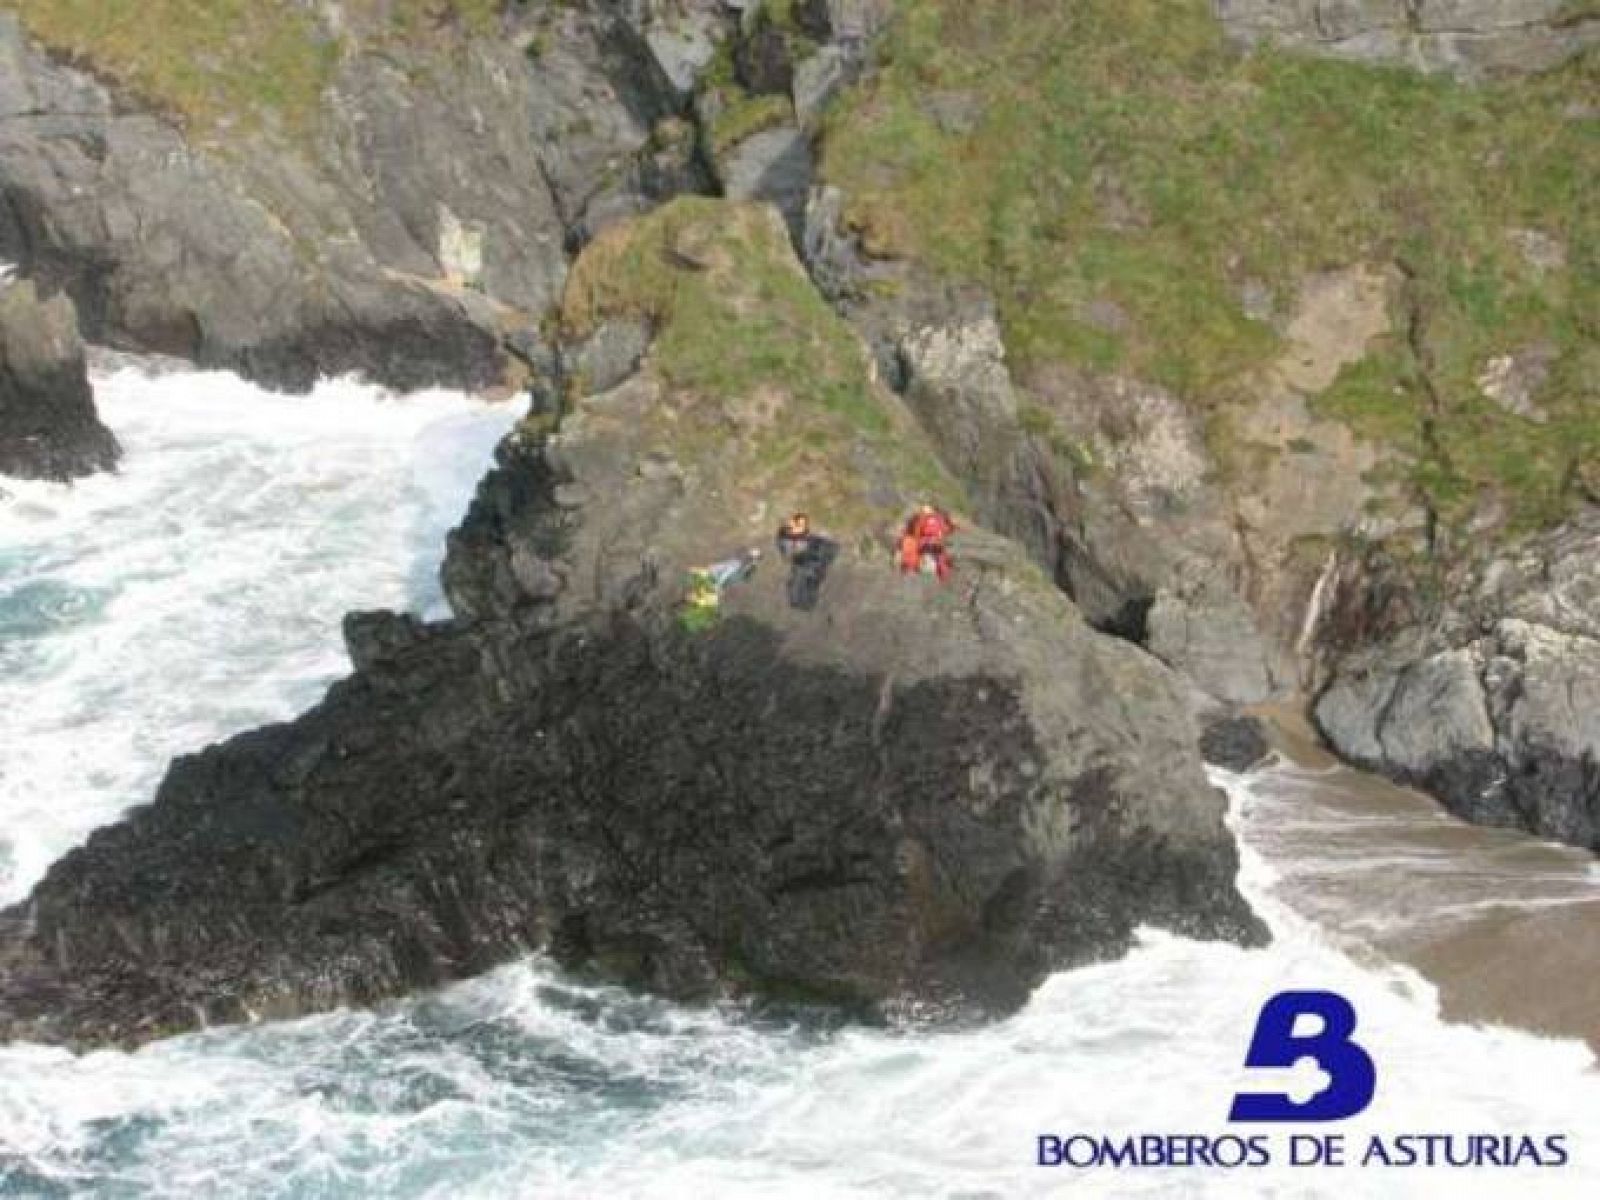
[0,3,707,391]
[1311,514,1600,850]
[0,1,1589,1059]
[0,2,902,393]
[804,0,1596,849]
[0,276,118,480]
[0,0,1589,1045]
[0,201,1264,1049]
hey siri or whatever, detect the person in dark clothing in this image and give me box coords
[775,512,838,611]
[776,512,812,558]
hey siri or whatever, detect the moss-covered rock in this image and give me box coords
[560,198,956,532]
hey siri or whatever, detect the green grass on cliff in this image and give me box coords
[561,197,956,528]
[820,0,1598,533]
[706,91,795,157]
[9,0,335,134]
[8,0,505,136]
[696,26,802,159]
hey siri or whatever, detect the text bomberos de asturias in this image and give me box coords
[1037,1131,1571,1171]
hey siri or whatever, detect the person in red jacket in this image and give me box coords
[901,503,956,582]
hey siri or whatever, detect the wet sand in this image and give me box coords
[1241,706,1600,1055]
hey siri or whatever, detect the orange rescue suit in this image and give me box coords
[901,510,955,581]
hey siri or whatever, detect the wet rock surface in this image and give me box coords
[0,278,118,481]
[1199,714,1275,774]
[0,600,1261,1047]
[1313,514,1600,851]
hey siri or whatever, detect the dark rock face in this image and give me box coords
[1315,620,1600,851]
[0,613,1256,1046]
[0,279,117,481]
[0,8,706,392]
[1312,513,1600,852]
[797,0,895,45]
[735,19,800,95]
[1200,715,1275,774]
[0,318,1266,1046]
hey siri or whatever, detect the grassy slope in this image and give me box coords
[820,0,1598,535]
[561,197,956,530]
[7,0,505,136]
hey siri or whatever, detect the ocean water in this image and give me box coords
[0,365,516,905]
[1,367,1596,1199]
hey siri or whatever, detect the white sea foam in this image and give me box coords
[0,365,518,904]
[4,853,1597,1198]
[2,368,1597,1199]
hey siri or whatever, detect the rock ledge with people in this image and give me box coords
[0,200,1266,1049]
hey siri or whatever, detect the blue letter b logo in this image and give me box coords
[1229,990,1376,1122]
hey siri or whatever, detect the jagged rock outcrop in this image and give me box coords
[0,278,117,480]
[1213,0,1600,78]
[696,2,891,244]
[1199,714,1275,774]
[0,5,709,391]
[0,201,1264,1049]
[1312,512,1600,850]
[799,201,1285,708]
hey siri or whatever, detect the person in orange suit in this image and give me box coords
[900,503,956,583]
